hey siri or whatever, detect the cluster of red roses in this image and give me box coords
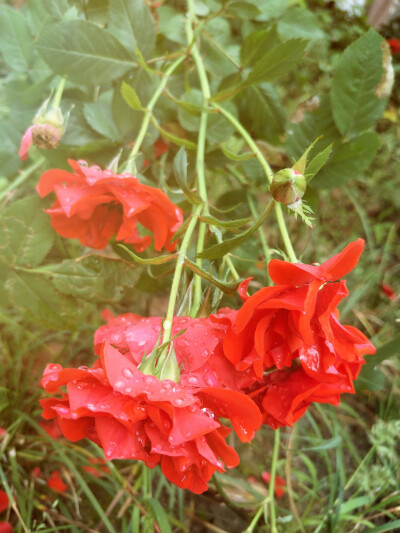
[38,162,374,494]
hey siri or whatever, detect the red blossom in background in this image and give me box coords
[0,523,12,533]
[47,470,67,493]
[40,343,261,494]
[387,38,400,55]
[18,127,33,161]
[0,491,9,514]
[83,457,110,478]
[36,159,183,251]
[214,239,375,428]
[261,471,286,498]
[381,283,396,301]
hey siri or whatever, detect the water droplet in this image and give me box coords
[187,376,199,386]
[202,349,209,358]
[189,404,199,413]
[175,398,184,406]
[216,460,224,469]
[122,368,134,379]
[154,444,162,452]
[143,375,156,385]
[137,340,146,347]
[125,386,132,394]
[201,407,214,419]
[87,403,95,410]
[168,436,175,444]
[78,365,88,371]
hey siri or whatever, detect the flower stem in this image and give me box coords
[268,427,281,533]
[125,55,186,170]
[211,102,297,263]
[52,77,66,110]
[186,0,238,315]
[0,157,45,203]
[247,192,271,283]
[162,203,204,345]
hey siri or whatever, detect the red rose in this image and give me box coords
[36,159,183,251]
[216,240,375,427]
[94,313,237,389]
[47,470,67,493]
[40,344,261,494]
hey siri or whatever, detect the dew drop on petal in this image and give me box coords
[122,368,134,379]
[201,407,214,419]
[187,376,199,386]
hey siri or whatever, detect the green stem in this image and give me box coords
[52,77,66,109]
[124,55,186,171]
[247,193,271,282]
[162,203,204,345]
[211,102,297,262]
[269,427,281,533]
[0,157,45,202]
[186,0,210,316]
[244,502,266,533]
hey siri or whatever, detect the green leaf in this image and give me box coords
[356,333,400,392]
[145,498,172,533]
[26,0,69,33]
[0,6,34,72]
[313,132,380,189]
[305,144,333,181]
[244,38,308,86]
[286,95,340,159]
[0,196,54,269]
[226,1,261,19]
[121,81,143,111]
[331,28,386,135]
[241,84,286,143]
[277,7,324,43]
[197,201,273,259]
[155,125,197,150]
[293,137,321,174]
[4,270,77,329]
[108,0,156,60]
[118,245,178,265]
[198,215,253,229]
[36,20,135,85]
[83,102,122,141]
[184,258,240,295]
[240,26,280,67]
[220,146,255,161]
[173,146,201,204]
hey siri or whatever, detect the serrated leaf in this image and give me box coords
[26,0,69,33]
[5,270,76,329]
[121,82,143,111]
[37,255,141,303]
[226,1,261,19]
[0,6,34,72]
[240,26,280,67]
[305,144,333,181]
[277,8,324,43]
[244,38,308,86]
[0,196,54,268]
[242,84,286,143]
[331,28,386,135]
[83,101,122,141]
[108,0,156,60]
[313,132,380,189]
[36,20,135,85]
[197,201,273,259]
[286,95,340,159]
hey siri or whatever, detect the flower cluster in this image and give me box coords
[40,238,374,493]
[36,159,183,251]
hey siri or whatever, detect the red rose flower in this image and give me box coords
[36,159,183,251]
[215,240,375,427]
[94,313,238,390]
[0,522,12,533]
[40,344,261,494]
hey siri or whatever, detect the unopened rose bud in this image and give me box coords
[270,168,306,205]
[31,123,62,149]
